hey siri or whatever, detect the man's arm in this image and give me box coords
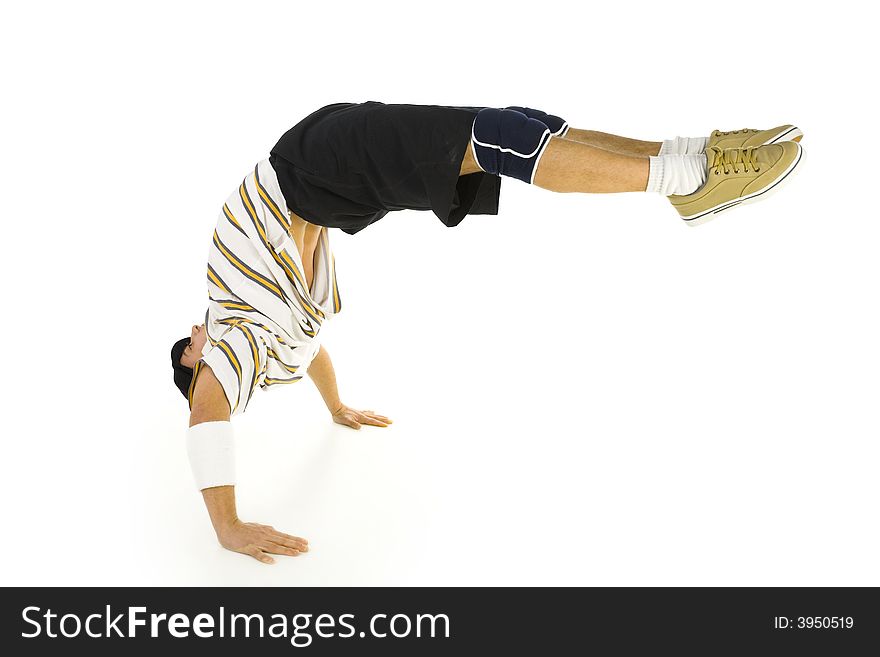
[189,364,308,564]
[307,345,392,430]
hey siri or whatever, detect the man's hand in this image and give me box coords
[331,403,392,430]
[307,346,393,430]
[217,519,309,564]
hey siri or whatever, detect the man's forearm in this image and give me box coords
[202,485,239,535]
[307,345,342,413]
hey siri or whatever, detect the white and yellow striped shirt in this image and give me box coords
[188,159,342,416]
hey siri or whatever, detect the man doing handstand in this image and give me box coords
[171,102,803,563]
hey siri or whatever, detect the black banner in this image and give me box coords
[1,587,877,654]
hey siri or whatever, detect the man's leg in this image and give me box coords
[461,106,803,224]
[531,137,649,193]
[560,126,804,158]
[464,107,651,193]
[459,141,482,176]
[560,128,661,157]
[460,132,649,192]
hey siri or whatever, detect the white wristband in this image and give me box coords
[186,421,236,490]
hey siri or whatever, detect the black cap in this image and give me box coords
[170,337,194,400]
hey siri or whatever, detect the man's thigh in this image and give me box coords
[459,140,482,176]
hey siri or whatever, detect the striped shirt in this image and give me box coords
[188,159,342,416]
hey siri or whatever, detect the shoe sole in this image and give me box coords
[764,126,803,145]
[682,141,804,226]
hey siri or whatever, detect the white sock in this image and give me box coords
[646,154,708,196]
[658,136,709,156]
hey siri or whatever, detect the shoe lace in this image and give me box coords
[709,146,761,175]
[715,128,758,137]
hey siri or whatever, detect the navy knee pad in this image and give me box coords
[471,107,557,184]
[502,106,569,137]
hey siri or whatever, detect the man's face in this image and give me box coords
[180,323,207,369]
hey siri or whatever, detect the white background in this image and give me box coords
[1,0,876,586]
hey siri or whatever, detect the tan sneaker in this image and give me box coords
[709,125,803,150]
[669,141,804,225]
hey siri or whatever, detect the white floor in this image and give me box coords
[10,188,880,586]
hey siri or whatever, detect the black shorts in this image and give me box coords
[269,101,501,235]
